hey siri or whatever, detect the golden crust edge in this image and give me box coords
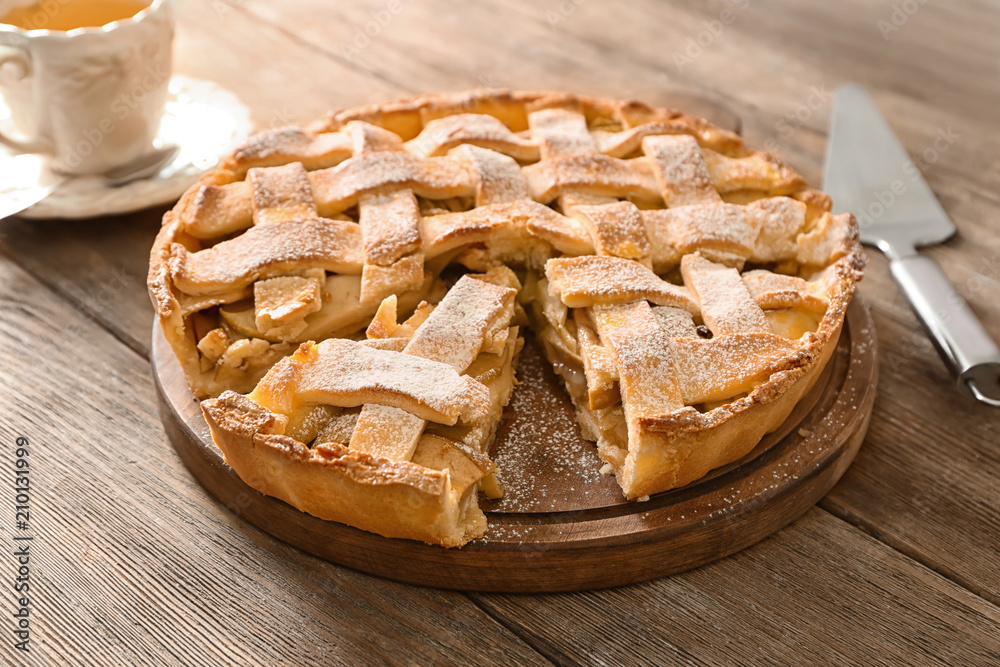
[201,392,486,549]
[149,212,214,398]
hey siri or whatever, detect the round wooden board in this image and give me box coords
[152,297,877,592]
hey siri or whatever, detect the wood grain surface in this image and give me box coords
[1,0,999,664]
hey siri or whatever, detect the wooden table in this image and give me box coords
[2,1,998,664]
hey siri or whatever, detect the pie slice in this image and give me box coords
[149,89,864,547]
[202,274,519,547]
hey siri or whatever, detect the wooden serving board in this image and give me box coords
[152,297,877,592]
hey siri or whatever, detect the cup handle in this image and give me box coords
[0,44,51,154]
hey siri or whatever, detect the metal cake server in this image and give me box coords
[823,83,1000,406]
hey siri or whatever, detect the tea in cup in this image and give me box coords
[0,0,174,175]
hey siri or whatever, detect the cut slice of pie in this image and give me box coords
[149,89,864,547]
[202,272,519,547]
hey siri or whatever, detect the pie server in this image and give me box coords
[823,83,1000,407]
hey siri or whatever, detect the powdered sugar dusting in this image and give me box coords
[528,108,597,158]
[231,126,352,171]
[483,341,623,513]
[592,301,684,418]
[248,162,318,224]
[170,218,363,295]
[452,144,530,205]
[359,190,422,266]
[309,151,476,213]
[746,196,806,262]
[296,338,489,424]
[642,134,722,206]
[546,255,695,311]
[405,275,514,372]
[573,201,652,261]
[406,113,538,161]
[682,254,770,335]
[651,202,757,255]
[233,126,314,162]
[522,153,654,203]
[669,334,799,405]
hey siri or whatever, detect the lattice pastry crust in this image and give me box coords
[149,89,864,547]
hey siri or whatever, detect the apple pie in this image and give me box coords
[148,89,864,547]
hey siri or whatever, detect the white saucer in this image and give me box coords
[9,75,252,220]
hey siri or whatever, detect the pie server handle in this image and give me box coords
[891,254,1000,406]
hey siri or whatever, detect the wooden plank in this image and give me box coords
[0,208,165,356]
[484,0,1000,138]
[471,508,1000,667]
[0,258,547,666]
[225,0,744,132]
[172,0,402,127]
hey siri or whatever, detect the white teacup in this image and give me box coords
[0,0,174,175]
